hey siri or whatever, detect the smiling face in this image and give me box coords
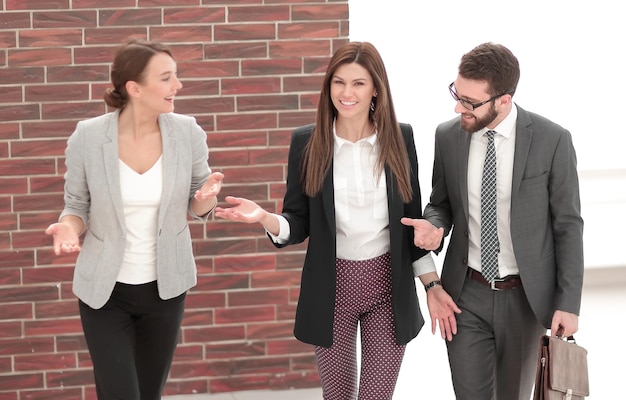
[128,52,182,115]
[453,76,510,133]
[330,62,376,123]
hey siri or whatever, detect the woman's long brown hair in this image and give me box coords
[301,41,413,203]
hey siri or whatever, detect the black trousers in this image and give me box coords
[79,281,186,400]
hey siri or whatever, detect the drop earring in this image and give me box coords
[371,91,377,112]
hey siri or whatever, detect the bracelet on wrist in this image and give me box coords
[424,280,442,292]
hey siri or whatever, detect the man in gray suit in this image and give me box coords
[402,42,584,399]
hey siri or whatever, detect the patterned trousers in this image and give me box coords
[315,253,406,400]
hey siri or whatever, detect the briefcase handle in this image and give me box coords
[552,327,576,343]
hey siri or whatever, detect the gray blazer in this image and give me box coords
[60,111,211,309]
[424,105,584,328]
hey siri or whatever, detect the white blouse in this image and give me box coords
[270,130,435,276]
[332,132,389,260]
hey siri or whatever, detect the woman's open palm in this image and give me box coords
[214,196,265,224]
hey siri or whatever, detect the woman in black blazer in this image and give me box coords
[216,42,459,400]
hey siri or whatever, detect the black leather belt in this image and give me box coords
[468,268,522,291]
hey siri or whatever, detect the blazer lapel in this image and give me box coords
[158,114,178,226]
[386,164,402,287]
[457,126,472,219]
[386,165,402,248]
[511,105,532,209]
[102,111,126,231]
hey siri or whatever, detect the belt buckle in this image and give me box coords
[490,278,505,291]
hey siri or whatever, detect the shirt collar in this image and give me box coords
[333,120,378,152]
[478,103,518,139]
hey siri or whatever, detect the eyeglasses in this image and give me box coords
[448,82,508,111]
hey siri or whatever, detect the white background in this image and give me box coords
[349,1,626,398]
[350,0,625,172]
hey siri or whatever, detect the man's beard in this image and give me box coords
[460,102,498,133]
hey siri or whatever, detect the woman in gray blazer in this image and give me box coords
[215,42,460,400]
[45,39,223,400]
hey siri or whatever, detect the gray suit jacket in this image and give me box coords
[424,105,584,328]
[60,111,210,309]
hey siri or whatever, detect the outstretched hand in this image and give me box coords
[214,196,267,224]
[194,172,224,202]
[45,223,81,255]
[400,217,443,250]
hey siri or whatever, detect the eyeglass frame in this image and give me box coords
[448,82,510,111]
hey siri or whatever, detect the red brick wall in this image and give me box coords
[0,1,349,398]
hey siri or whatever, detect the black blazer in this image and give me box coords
[273,123,429,347]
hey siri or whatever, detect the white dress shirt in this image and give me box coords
[270,127,435,277]
[467,105,519,277]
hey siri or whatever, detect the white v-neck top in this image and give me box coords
[116,156,163,284]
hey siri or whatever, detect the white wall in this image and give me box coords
[350,0,626,271]
[349,1,626,398]
[350,0,625,170]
